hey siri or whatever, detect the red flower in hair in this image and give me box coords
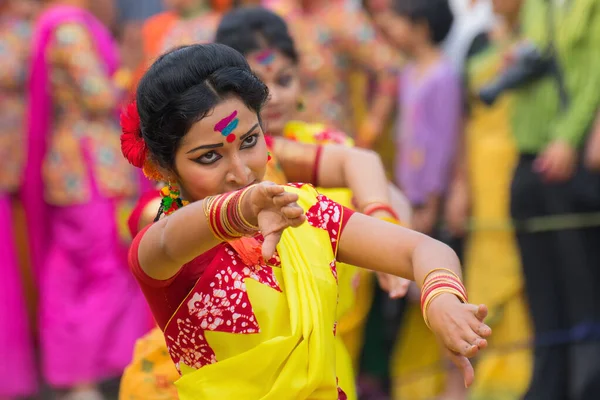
[120,101,147,168]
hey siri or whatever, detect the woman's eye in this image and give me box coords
[196,151,221,165]
[241,134,259,149]
[277,75,293,87]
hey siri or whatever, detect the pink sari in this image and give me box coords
[22,5,149,387]
[0,195,38,398]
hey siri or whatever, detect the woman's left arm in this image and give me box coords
[274,138,394,212]
[337,213,491,386]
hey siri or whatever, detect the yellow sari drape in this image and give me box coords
[171,184,341,399]
[283,121,374,376]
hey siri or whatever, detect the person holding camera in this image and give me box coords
[481,0,600,399]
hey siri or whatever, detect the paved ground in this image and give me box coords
[31,379,120,400]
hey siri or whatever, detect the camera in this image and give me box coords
[478,42,558,106]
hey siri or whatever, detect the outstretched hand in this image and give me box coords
[426,294,491,387]
[247,182,306,260]
[376,272,411,299]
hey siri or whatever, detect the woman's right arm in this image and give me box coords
[137,199,224,280]
[137,183,304,280]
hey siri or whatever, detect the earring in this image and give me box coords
[267,151,272,162]
[160,184,189,216]
[143,159,164,182]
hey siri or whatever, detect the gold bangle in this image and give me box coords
[421,268,461,288]
[237,185,259,231]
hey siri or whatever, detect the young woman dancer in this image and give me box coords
[122,42,490,399]
[120,8,410,399]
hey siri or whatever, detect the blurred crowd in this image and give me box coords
[2,0,600,399]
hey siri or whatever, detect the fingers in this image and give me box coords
[375,272,391,293]
[448,352,475,388]
[286,214,306,228]
[448,338,480,358]
[272,191,299,207]
[461,328,488,351]
[389,277,410,299]
[466,304,492,338]
[474,303,488,321]
[280,204,304,220]
[261,232,281,261]
[264,184,286,199]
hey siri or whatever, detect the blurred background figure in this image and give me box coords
[378,0,464,398]
[264,0,401,149]
[446,0,533,399]
[22,0,149,398]
[501,0,600,398]
[0,1,38,399]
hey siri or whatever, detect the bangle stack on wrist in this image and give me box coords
[203,185,259,242]
[420,268,467,329]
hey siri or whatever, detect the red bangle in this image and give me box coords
[420,280,467,310]
[312,145,323,186]
[363,202,399,220]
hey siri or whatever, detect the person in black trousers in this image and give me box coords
[495,0,600,398]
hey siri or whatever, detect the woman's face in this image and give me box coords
[377,11,416,53]
[491,0,523,18]
[172,97,268,201]
[246,49,300,136]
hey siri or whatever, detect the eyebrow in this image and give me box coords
[186,123,260,154]
[239,123,260,142]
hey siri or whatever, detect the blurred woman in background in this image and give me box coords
[23,0,148,398]
[0,1,38,398]
[446,0,532,398]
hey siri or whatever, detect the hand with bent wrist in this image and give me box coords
[243,182,306,260]
[421,269,491,387]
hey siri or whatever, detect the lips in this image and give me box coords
[264,109,283,121]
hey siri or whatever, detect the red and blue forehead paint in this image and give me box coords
[214,110,239,143]
[255,49,275,68]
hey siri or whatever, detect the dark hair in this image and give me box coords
[136,43,269,170]
[393,0,454,44]
[215,6,298,64]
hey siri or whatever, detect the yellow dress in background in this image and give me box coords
[463,37,532,400]
[390,35,532,400]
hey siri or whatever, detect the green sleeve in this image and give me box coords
[550,6,600,147]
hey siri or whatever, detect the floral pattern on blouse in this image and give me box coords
[43,22,136,205]
[0,17,31,192]
[305,194,343,254]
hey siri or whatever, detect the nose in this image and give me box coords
[226,153,251,188]
[267,88,280,106]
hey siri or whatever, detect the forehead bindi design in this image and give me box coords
[255,49,276,68]
[214,110,240,143]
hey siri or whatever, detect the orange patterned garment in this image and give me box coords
[0,16,31,192]
[43,22,136,205]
